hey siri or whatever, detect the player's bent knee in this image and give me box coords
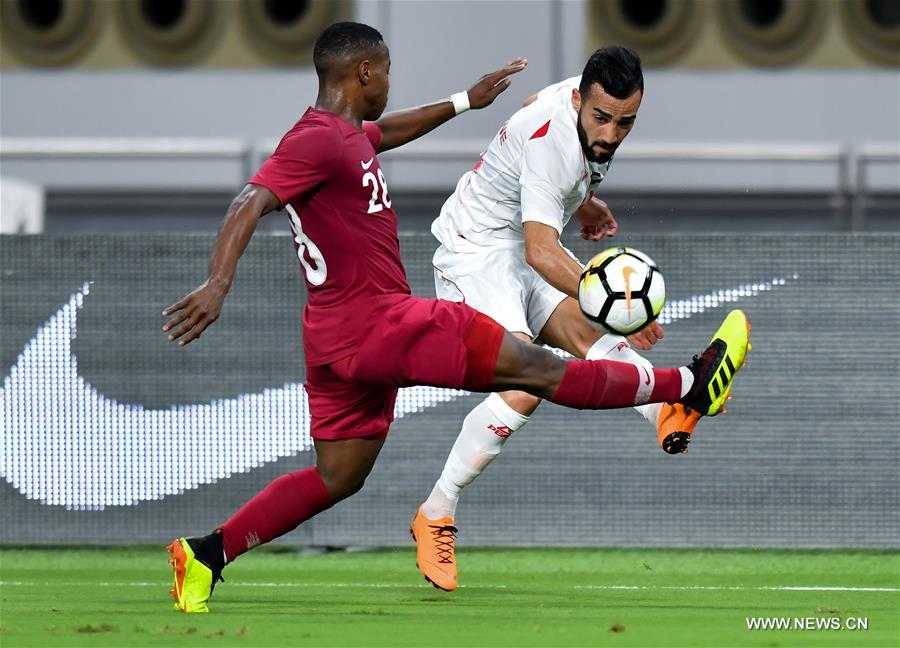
[315,460,372,502]
[317,470,367,502]
[573,327,605,359]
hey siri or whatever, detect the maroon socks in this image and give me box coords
[549,359,683,410]
[219,466,334,562]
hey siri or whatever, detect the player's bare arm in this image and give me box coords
[374,58,527,153]
[523,221,582,299]
[162,184,280,346]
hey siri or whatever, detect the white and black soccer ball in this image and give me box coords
[578,247,665,335]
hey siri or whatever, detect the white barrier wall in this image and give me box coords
[1,0,898,192]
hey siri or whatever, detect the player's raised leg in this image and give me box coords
[493,309,751,415]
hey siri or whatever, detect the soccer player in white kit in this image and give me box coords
[411,47,703,591]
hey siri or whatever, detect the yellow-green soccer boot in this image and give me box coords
[167,538,221,613]
[680,309,751,416]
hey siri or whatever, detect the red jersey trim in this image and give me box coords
[363,122,383,150]
[462,313,505,391]
[529,120,552,140]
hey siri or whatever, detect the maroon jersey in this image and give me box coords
[250,108,410,365]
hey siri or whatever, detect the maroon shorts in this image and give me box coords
[305,296,505,441]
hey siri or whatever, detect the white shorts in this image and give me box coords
[432,243,569,339]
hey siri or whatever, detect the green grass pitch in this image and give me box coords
[1,547,897,647]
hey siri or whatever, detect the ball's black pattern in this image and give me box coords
[579,249,661,336]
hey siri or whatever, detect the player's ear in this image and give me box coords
[571,88,581,112]
[358,59,371,85]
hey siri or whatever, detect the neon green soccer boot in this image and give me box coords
[167,537,222,613]
[680,309,751,416]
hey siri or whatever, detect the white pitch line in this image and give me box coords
[575,585,899,593]
[1,581,895,592]
[0,581,503,590]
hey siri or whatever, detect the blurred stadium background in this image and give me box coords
[1,0,898,553]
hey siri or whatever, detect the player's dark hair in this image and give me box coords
[579,46,643,100]
[313,22,385,78]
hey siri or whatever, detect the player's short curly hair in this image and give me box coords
[580,46,643,100]
[313,22,385,77]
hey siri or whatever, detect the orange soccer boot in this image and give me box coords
[657,403,702,454]
[410,505,458,591]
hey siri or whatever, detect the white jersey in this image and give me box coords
[432,75,611,251]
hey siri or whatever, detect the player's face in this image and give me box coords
[364,44,391,120]
[573,83,641,163]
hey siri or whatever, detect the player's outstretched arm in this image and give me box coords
[373,58,527,153]
[162,184,280,346]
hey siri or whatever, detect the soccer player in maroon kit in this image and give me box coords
[163,23,749,612]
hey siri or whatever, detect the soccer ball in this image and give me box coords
[578,247,665,335]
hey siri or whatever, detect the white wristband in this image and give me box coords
[450,91,470,115]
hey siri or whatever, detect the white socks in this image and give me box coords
[422,393,529,520]
[585,335,664,427]
[678,366,694,398]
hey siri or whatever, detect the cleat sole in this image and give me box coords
[657,403,700,454]
[661,431,691,455]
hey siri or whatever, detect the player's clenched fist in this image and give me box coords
[162,279,228,346]
[466,57,528,109]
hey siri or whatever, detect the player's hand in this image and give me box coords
[627,321,665,351]
[466,57,528,109]
[576,195,618,241]
[162,279,228,346]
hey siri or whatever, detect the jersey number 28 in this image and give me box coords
[363,168,391,214]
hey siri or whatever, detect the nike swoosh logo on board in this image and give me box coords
[0,284,463,510]
[361,157,374,170]
[547,274,798,358]
[1,274,796,509]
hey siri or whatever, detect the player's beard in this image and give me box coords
[576,112,615,164]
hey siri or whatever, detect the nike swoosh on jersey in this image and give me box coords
[0,275,795,509]
[361,157,374,170]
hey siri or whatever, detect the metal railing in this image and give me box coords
[1,137,897,229]
[853,144,900,230]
